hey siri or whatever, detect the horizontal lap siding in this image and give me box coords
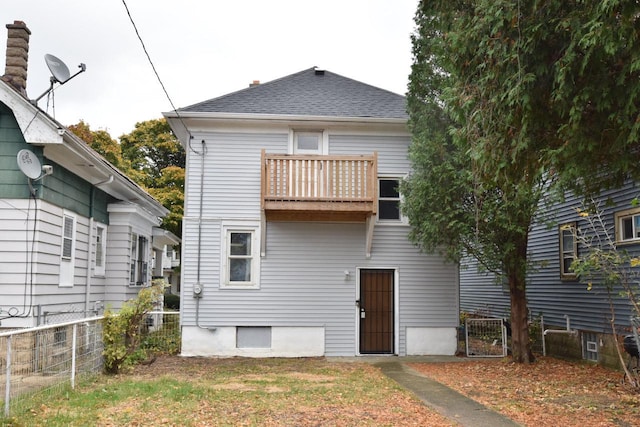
[329,135,410,174]
[181,130,457,356]
[461,183,639,332]
[185,133,287,218]
[0,200,92,323]
[181,221,458,356]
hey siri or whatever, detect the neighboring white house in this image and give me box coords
[165,67,459,357]
[0,21,177,327]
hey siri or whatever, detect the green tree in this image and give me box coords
[120,119,185,238]
[68,120,128,171]
[120,119,186,187]
[406,1,640,363]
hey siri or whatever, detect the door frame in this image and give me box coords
[355,267,399,355]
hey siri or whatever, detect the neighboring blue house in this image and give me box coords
[165,67,460,357]
[460,181,640,365]
[0,21,178,327]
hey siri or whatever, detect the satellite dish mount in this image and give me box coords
[16,149,53,196]
[33,54,86,104]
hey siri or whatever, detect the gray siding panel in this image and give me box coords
[181,221,458,356]
[330,135,410,174]
[181,128,457,356]
[185,133,287,218]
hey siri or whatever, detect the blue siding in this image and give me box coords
[461,182,639,332]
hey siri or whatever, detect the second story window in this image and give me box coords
[378,178,403,222]
[616,207,640,244]
[292,130,325,154]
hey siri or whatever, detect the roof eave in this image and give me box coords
[163,111,408,143]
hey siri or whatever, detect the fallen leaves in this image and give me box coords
[408,357,640,427]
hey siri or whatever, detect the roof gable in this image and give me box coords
[180,67,408,120]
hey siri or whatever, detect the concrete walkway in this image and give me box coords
[375,360,521,427]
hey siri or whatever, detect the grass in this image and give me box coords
[0,357,448,426]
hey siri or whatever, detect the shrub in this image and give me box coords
[102,280,165,374]
[164,293,180,310]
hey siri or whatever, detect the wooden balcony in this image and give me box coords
[261,150,378,222]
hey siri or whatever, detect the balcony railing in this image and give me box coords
[261,150,377,221]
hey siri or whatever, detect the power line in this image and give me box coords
[120,0,193,145]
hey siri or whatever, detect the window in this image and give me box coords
[61,215,74,260]
[94,224,106,276]
[222,224,260,288]
[582,332,598,362]
[60,212,75,287]
[615,207,640,244]
[559,223,577,279]
[130,233,148,286]
[378,178,403,222]
[291,130,325,154]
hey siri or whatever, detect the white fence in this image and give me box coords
[0,316,104,417]
[0,311,180,417]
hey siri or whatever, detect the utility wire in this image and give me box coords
[120,0,195,150]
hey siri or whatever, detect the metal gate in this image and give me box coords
[465,318,507,357]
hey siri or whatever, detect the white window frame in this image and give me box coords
[559,222,577,280]
[221,222,260,289]
[59,212,76,287]
[615,207,640,244]
[377,177,407,224]
[130,233,149,287]
[94,223,107,277]
[289,129,327,155]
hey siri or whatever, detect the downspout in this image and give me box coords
[542,314,577,356]
[85,175,113,315]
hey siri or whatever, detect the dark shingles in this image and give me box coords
[179,67,407,119]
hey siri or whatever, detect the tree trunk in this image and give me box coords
[509,272,534,363]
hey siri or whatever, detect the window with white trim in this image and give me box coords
[559,222,577,280]
[60,212,75,287]
[378,178,405,222]
[222,225,260,288]
[292,130,325,154]
[130,233,149,286]
[615,207,640,244]
[94,224,107,276]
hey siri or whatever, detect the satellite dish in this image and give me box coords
[17,149,42,179]
[32,54,86,104]
[44,54,71,83]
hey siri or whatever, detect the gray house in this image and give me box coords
[460,182,640,365]
[0,21,177,327]
[165,67,459,357]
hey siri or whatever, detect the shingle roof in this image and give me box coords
[179,67,408,120]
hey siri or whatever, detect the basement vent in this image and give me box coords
[582,332,598,361]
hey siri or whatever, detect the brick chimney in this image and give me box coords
[2,21,31,96]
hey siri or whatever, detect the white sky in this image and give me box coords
[3,0,417,138]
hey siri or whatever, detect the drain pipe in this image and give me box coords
[543,314,577,356]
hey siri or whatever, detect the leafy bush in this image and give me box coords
[102,280,165,374]
[164,293,180,310]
